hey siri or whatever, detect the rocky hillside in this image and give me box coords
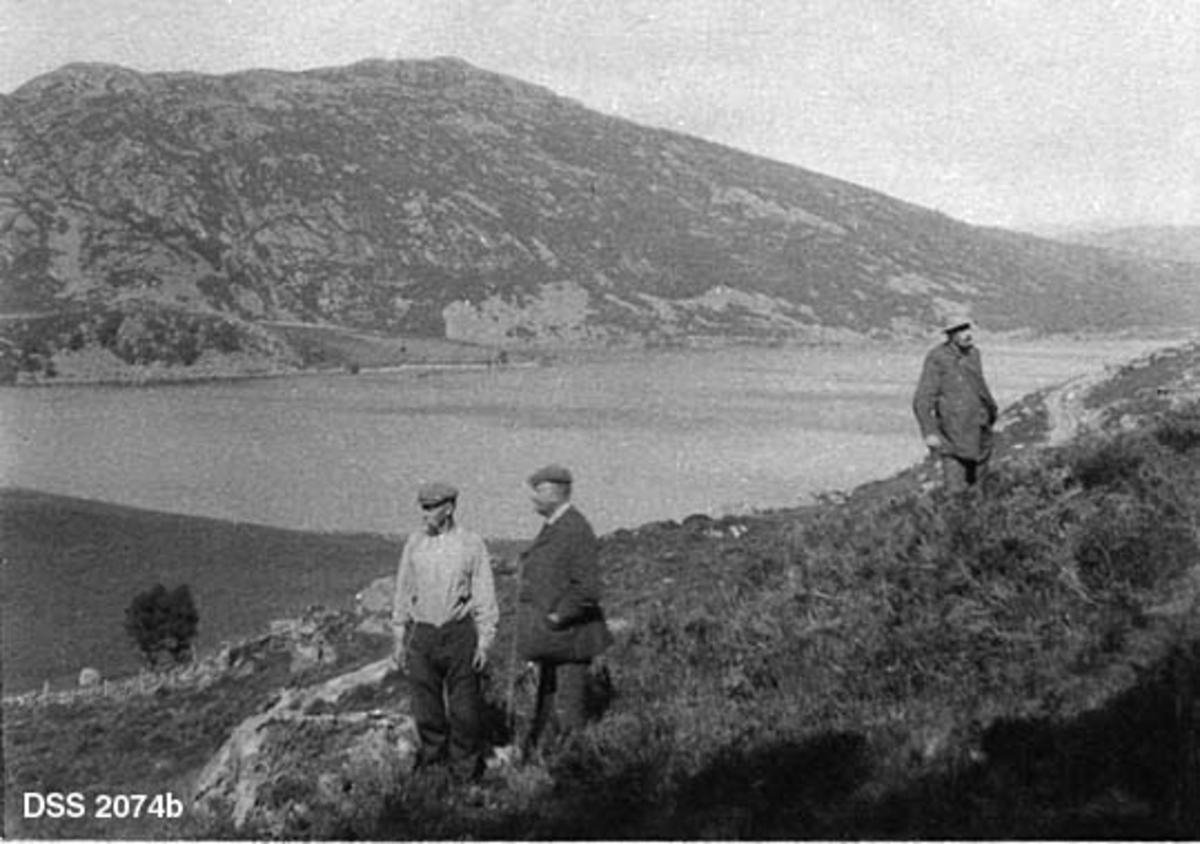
[2,58,1199,380]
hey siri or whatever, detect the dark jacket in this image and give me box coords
[913,342,999,461]
[516,505,612,663]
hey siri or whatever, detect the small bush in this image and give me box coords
[1069,435,1147,491]
[123,583,199,668]
[1074,500,1196,592]
[1154,412,1200,454]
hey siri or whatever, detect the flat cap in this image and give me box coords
[417,481,459,506]
[943,321,971,335]
[528,464,573,487]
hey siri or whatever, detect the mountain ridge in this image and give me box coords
[1030,224,1200,265]
[2,57,1198,381]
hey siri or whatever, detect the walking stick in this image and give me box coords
[504,553,524,740]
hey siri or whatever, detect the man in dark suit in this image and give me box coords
[516,464,613,760]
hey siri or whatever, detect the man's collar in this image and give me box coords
[545,501,573,525]
[424,520,458,538]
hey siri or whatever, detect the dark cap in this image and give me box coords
[528,464,573,487]
[943,321,971,335]
[417,481,458,506]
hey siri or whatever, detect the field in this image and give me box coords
[260,321,528,370]
[0,310,539,385]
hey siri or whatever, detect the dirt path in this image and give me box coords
[1042,370,1109,446]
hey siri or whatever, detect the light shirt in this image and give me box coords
[392,525,498,652]
[545,501,573,525]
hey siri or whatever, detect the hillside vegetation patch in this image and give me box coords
[5,405,1199,839]
[389,403,1200,838]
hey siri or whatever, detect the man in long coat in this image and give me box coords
[516,464,612,759]
[913,321,999,491]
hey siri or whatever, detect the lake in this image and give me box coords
[0,337,1178,540]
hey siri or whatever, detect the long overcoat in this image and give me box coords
[516,506,613,664]
[912,342,999,461]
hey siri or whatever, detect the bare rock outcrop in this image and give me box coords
[191,657,417,838]
[271,609,344,674]
[355,575,395,616]
[354,575,396,636]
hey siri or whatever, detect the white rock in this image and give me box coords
[355,576,395,617]
[190,658,418,837]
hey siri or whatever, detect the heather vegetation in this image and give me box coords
[8,399,1196,839]
[358,402,1199,838]
[446,402,1200,839]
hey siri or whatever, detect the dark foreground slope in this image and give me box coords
[4,349,1200,839]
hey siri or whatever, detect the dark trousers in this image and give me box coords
[942,454,985,492]
[407,617,482,776]
[525,659,589,756]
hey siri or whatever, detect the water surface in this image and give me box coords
[0,338,1173,539]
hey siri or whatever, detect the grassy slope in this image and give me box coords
[0,490,531,695]
[0,491,398,693]
[562,411,1200,839]
[4,351,1200,839]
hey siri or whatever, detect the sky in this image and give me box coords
[1,0,1197,230]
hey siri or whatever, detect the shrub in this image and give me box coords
[1074,497,1195,592]
[1153,411,1200,454]
[1068,435,1147,492]
[123,583,200,668]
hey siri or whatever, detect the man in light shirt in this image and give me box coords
[392,481,498,780]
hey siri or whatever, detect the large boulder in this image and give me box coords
[191,658,418,838]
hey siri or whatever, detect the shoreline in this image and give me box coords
[2,356,545,389]
[4,327,1192,388]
